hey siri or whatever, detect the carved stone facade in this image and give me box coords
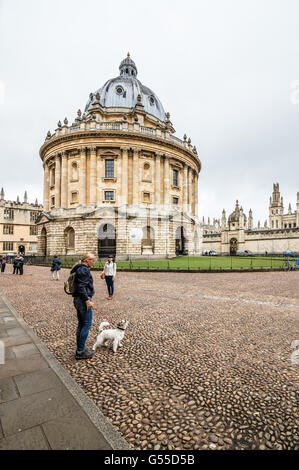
[37,55,202,258]
[203,183,299,255]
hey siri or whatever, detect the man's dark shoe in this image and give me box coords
[75,349,94,360]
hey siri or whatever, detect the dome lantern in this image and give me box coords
[84,54,167,122]
[119,52,138,77]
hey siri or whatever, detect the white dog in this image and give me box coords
[92,320,129,353]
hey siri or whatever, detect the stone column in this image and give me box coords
[54,154,61,208]
[96,152,104,206]
[155,153,161,206]
[121,147,129,205]
[163,155,170,208]
[188,166,193,213]
[194,172,198,217]
[61,151,68,208]
[183,163,188,213]
[43,161,50,211]
[132,148,140,205]
[89,146,97,205]
[79,147,86,205]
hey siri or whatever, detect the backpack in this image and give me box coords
[64,270,77,295]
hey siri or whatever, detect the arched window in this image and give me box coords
[142,226,155,254]
[64,227,75,253]
[41,227,47,256]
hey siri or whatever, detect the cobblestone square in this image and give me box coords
[0,265,298,450]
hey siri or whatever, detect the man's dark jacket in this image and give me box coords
[71,264,94,301]
[51,257,61,271]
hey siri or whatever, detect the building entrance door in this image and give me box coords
[175,226,186,255]
[18,245,25,255]
[230,238,238,256]
[98,224,116,258]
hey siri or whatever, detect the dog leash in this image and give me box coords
[92,306,115,327]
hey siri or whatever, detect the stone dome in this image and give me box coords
[84,53,166,122]
[228,200,247,223]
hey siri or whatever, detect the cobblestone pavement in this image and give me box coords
[0,265,298,450]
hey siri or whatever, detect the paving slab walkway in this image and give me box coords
[0,294,131,450]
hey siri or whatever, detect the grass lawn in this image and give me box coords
[93,256,289,271]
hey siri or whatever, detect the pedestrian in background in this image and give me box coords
[1,255,6,274]
[51,254,61,280]
[101,255,116,300]
[18,255,24,275]
[13,255,19,274]
[71,253,96,360]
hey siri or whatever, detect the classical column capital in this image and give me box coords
[78,146,86,154]
[60,150,68,158]
[120,146,130,152]
[89,146,97,152]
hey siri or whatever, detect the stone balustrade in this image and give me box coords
[45,121,198,156]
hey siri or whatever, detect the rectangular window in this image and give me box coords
[172,169,178,187]
[4,208,14,220]
[172,197,179,205]
[29,242,37,251]
[143,192,150,203]
[3,224,14,234]
[30,226,38,235]
[51,196,55,207]
[50,168,55,187]
[71,192,78,203]
[104,191,114,201]
[105,160,114,178]
[30,211,38,222]
[3,241,13,251]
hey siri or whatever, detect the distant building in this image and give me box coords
[202,183,299,255]
[0,188,43,255]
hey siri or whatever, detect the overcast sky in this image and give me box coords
[1,0,299,225]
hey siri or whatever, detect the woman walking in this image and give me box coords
[51,254,61,280]
[101,255,116,300]
[1,255,6,274]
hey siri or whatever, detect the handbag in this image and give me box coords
[101,272,105,280]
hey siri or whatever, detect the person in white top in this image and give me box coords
[102,256,116,300]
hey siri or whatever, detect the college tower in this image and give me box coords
[202,183,299,255]
[37,54,202,258]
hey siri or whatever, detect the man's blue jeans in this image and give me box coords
[73,297,93,354]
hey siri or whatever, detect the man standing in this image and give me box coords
[1,255,6,274]
[18,255,24,275]
[71,253,96,360]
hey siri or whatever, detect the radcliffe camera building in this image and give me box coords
[37,54,202,258]
[202,183,299,255]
